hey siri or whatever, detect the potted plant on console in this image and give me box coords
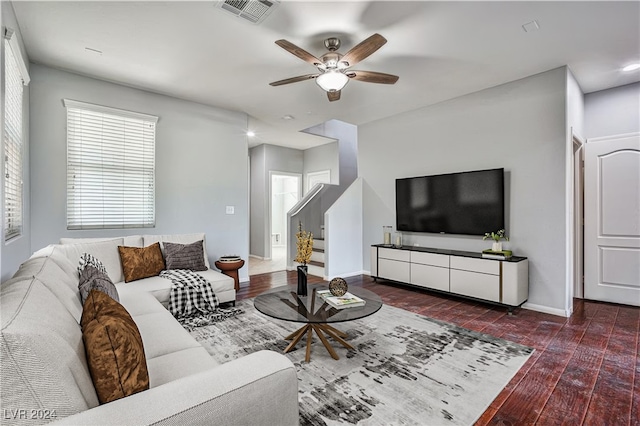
[295,221,313,296]
[482,229,512,260]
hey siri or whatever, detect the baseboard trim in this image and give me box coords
[522,302,570,318]
[248,254,268,260]
[328,270,367,280]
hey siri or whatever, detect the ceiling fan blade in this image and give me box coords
[269,74,318,86]
[275,39,324,67]
[347,70,399,84]
[327,91,341,102]
[341,34,387,67]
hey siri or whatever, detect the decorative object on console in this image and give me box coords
[483,229,509,252]
[164,240,208,271]
[328,277,348,296]
[394,231,402,248]
[294,221,313,296]
[383,225,392,246]
[482,249,513,260]
[80,289,149,404]
[118,242,165,283]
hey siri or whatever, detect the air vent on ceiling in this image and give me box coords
[216,0,280,24]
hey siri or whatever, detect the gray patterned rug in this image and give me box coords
[190,299,533,426]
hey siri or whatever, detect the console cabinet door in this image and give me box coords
[450,270,500,302]
[378,259,411,283]
[410,263,450,291]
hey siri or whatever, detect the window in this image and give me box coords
[64,100,158,229]
[3,29,29,242]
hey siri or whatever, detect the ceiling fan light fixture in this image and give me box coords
[316,70,349,92]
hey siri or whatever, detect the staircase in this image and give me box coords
[308,238,325,278]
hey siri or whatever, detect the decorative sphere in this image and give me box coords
[329,277,348,296]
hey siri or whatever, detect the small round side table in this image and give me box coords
[214,259,245,291]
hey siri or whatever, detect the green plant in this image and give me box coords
[483,229,509,242]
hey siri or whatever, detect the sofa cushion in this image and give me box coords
[115,269,234,307]
[147,347,217,388]
[57,238,126,283]
[11,255,85,323]
[81,290,149,404]
[79,266,120,305]
[131,309,202,359]
[118,242,165,283]
[1,277,100,420]
[163,240,207,271]
[119,290,170,317]
[61,235,144,248]
[143,233,211,268]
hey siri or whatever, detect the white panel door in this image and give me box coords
[584,133,640,306]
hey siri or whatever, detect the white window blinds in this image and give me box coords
[3,29,29,242]
[64,99,158,230]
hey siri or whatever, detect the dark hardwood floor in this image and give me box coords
[240,271,639,426]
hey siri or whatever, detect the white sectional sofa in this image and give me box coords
[57,233,237,306]
[0,234,299,425]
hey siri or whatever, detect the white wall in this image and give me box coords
[303,142,339,193]
[325,178,363,278]
[28,64,251,282]
[585,82,640,139]
[359,67,569,314]
[1,3,31,281]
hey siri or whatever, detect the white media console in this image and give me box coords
[370,244,529,309]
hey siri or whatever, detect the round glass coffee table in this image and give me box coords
[254,284,383,362]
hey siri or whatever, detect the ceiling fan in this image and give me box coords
[269,33,399,102]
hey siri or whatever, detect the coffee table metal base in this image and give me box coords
[284,323,354,362]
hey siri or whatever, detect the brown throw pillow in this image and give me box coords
[118,242,165,283]
[163,240,208,271]
[81,290,149,404]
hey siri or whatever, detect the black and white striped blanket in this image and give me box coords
[160,269,242,331]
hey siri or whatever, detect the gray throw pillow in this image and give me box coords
[79,266,120,305]
[163,240,208,271]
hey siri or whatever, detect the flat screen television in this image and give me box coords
[396,168,504,236]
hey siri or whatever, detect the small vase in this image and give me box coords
[297,265,308,296]
[492,241,502,252]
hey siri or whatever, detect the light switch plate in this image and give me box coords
[226,206,235,215]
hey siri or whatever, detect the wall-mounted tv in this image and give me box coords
[396,168,504,236]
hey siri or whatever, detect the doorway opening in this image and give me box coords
[249,172,301,276]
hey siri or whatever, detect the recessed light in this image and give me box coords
[522,20,540,33]
[622,63,640,72]
[247,131,255,137]
[281,115,295,120]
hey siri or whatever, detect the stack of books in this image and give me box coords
[481,249,513,260]
[317,289,366,309]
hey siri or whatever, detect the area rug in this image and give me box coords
[189,299,533,426]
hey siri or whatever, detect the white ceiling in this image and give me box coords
[11,1,640,149]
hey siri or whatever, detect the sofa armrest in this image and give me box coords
[53,351,298,426]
